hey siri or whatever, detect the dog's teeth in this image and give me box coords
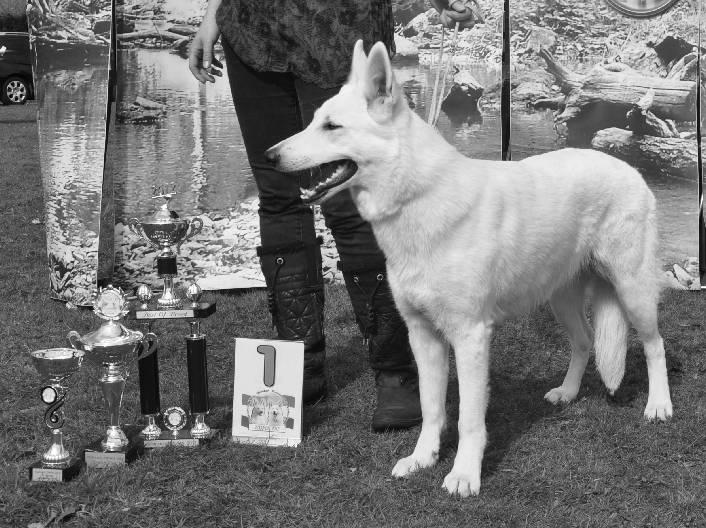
[303,161,352,200]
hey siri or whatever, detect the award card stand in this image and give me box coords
[232,338,304,447]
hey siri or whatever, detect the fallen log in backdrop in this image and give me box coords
[591,128,698,180]
[539,48,697,144]
[626,89,680,138]
[116,29,186,42]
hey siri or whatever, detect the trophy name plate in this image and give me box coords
[29,458,82,482]
[131,301,216,321]
[143,430,200,448]
[83,439,144,468]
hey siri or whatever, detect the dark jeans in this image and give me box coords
[222,40,386,271]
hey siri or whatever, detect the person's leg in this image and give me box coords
[222,40,326,403]
[294,77,421,430]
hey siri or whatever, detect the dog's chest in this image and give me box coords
[387,266,449,317]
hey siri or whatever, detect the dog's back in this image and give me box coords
[381,140,658,323]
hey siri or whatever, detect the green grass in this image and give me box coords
[2,103,705,527]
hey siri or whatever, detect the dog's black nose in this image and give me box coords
[264,148,280,166]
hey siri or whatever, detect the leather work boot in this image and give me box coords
[340,265,422,431]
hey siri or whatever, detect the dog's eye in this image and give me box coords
[324,121,342,131]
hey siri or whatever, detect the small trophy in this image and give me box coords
[128,184,203,307]
[28,348,85,482]
[68,286,157,467]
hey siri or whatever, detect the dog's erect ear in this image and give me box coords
[347,39,367,85]
[365,41,394,100]
[364,41,402,120]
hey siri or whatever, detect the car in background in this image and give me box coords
[0,32,34,105]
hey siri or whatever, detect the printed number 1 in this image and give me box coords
[257,345,276,387]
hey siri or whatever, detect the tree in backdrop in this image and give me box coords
[0,0,28,31]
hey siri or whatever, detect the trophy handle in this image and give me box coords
[177,217,203,253]
[67,330,82,351]
[136,332,159,361]
[129,218,161,251]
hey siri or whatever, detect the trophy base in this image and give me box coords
[143,429,218,449]
[83,437,144,468]
[28,457,82,482]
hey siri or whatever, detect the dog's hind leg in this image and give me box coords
[610,270,672,421]
[391,314,449,478]
[545,277,594,404]
[596,198,672,421]
[441,320,492,497]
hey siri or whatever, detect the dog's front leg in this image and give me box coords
[442,321,492,497]
[391,315,448,478]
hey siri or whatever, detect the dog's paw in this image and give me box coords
[391,452,438,478]
[643,398,673,421]
[544,386,578,404]
[442,470,480,497]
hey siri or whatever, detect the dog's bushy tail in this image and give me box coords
[592,278,629,394]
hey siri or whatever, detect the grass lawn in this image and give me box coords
[1,103,705,528]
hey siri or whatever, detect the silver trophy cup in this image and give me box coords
[68,286,157,455]
[128,187,203,307]
[29,348,84,481]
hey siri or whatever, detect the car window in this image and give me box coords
[0,34,31,63]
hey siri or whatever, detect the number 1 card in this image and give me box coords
[231,338,304,447]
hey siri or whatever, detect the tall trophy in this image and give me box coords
[128,184,203,308]
[28,348,85,482]
[127,185,217,447]
[68,285,157,467]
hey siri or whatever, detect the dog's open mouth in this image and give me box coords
[300,159,358,203]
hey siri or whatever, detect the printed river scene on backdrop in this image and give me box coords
[31,0,699,300]
[109,48,696,293]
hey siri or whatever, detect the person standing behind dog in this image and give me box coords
[189,0,473,430]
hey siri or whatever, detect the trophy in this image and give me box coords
[68,285,157,467]
[128,184,203,307]
[28,348,85,482]
[125,185,217,448]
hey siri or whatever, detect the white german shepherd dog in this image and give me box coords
[265,41,673,497]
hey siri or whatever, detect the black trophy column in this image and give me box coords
[186,325,209,414]
[137,323,160,416]
[157,255,178,276]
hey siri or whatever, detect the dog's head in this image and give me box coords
[265,40,410,213]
